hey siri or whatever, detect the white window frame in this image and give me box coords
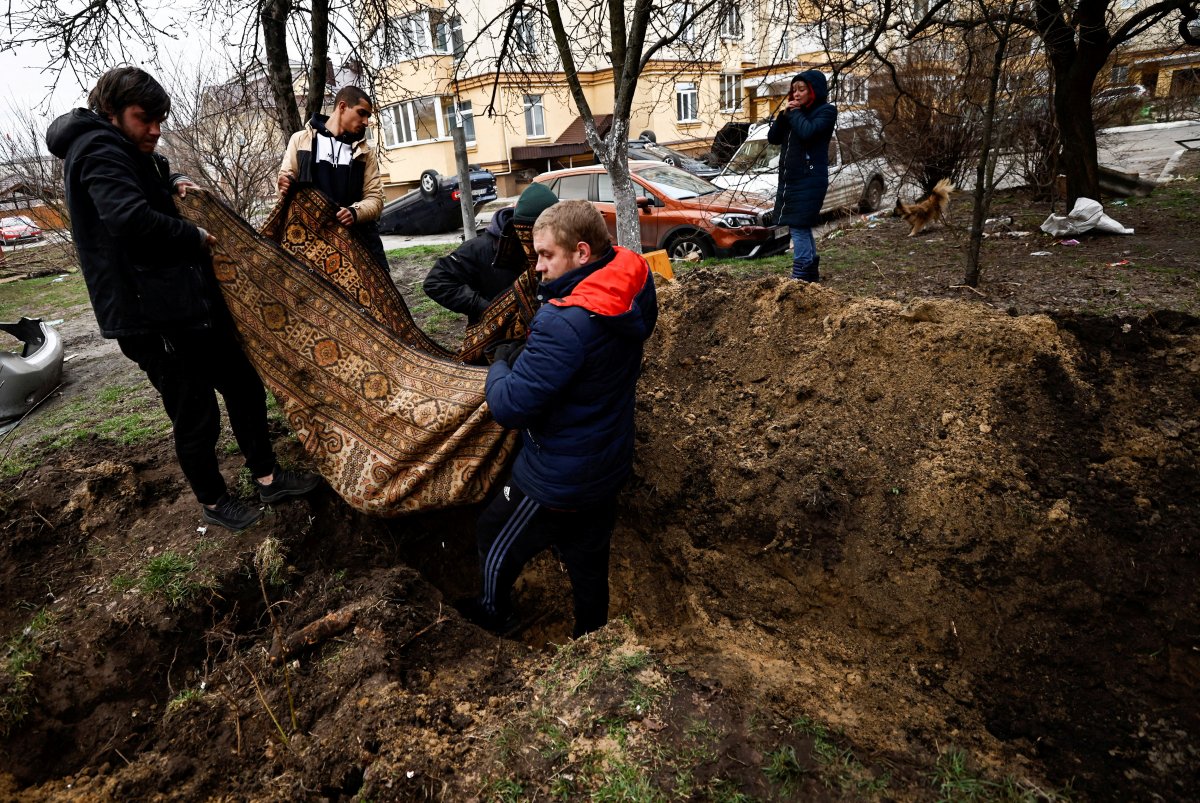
[676,82,699,122]
[676,2,696,44]
[433,13,465,58]
[719,3,743,39]
[514,9,538,54]
[720,73,743,111]
[523,94,546,138]
[832,74,869,105]
[398,12,433,60]
[380,96,445,148]
[441,98,476,143]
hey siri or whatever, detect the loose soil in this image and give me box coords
[1,168,1198,802]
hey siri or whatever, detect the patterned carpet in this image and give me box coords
[178,188,518,516]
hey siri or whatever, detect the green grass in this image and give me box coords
[0,272,90,322]
[165,687,205,717]
[385,243,457,260]
[404,279,459,335]
[932,747,1071,802]
[0,608,55,736]
[139,551,207,608]
[21,381,170,459]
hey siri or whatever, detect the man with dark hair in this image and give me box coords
[278,86,387,267]
[422,183,559,324]
[46,66,320,533]
[459,199,658,639]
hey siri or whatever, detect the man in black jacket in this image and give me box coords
[46,67,319,532]
[422,183,558,324]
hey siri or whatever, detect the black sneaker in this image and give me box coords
[202,493,264,532]
[453,596,521,637]
[254,467,321,503]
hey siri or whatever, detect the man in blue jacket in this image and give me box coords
[462,200,657,638]
[768,70,837,282]
[46,67,319,532]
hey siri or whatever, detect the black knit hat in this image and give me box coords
[513,183,559,223]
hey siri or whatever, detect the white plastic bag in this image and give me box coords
[1040,197,1134,237]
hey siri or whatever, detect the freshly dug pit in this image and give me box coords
[1,271,1196,801]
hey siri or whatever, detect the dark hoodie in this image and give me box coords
[767,69,838,228]
[485,246,658,508]
[46,109,219,338]
[299,114,369,210]
[422,206,524,323]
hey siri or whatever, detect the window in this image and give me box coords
[552,175,591,200]
[832,74,868,105]
[433,13,465,58]
[823,21,870,52]
[379,96,443,147]
[514,9,538,53]
[1112,64,1130,84]
[719,3,743,39]
[720,73,743,111]
[676,82,699,122]
[398,12,433,59]
[441,98,476,142]
[676,2,695,44]
[524,94,546,137]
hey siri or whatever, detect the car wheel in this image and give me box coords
[663,155,677,167]
[666,232,713,261]
[419,169,441,198]
[860,178,885,213]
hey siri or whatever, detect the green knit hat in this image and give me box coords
[513,183,559,223]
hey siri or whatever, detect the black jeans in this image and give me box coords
[118,327,276,505]
[476,480,618,638]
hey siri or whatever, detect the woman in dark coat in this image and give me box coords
[768,70,837,282]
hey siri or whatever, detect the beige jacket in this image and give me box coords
[278,121,385,223]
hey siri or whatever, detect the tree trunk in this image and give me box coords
[604,118,643,252]
[306,0,331,122]
[1054,77,1101,204]
[261,0,303,137]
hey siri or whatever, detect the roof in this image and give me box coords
[510,114,613,161]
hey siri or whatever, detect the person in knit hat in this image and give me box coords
[423,183,559,324]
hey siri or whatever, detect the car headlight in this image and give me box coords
[711,212,758,228]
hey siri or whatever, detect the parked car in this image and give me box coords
[711,111,888,214]
[0,215,44,245]
[1093,84,1150,127]
[534,161,789,260]
[377,166,498,235]
[627,139,721,180]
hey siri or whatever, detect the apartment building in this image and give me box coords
[362,0,855,197]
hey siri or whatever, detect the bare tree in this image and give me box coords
[159,62,285,222]
[914,0,1200,203]
[0,105,72,236]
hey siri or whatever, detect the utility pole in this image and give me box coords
[451,102,476,241]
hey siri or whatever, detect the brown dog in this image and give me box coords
[893,178,955,236]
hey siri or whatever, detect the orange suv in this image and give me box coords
[533,161,788,260]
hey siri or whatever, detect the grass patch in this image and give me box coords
[385,243,457,260]
[165,687,206,717]
[26,381,169,457]
[139,551,208,608]
[0,272,89,322]
[931,747,1072,802]
[404,279,460,336]
[0,608,55,736]
[789,714,890,795]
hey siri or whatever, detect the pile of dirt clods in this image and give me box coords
[2,270,1197,801]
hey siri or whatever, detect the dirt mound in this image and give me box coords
[2,270,1197,801]
[623,273,1199,799]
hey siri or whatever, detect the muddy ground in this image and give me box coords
[1,166,1198,802]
